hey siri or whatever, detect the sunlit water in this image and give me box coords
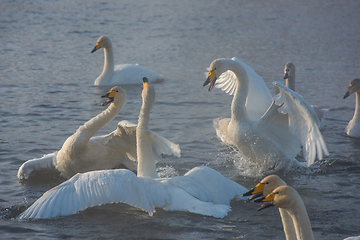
[1,0,360,239]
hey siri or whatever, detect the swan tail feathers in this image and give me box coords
[17,152,58,179]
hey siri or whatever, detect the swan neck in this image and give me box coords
[136,95,158,178]
[286,74,295,91]
[279,209,297,240]
[95,46,115,85]
[286,199,314,240]
[230,61,249,121]
[353,92,360,120]
[82,100,123,140]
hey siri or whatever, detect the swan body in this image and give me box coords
[18,86,180,179]
[91,36,163,86]
[283,62,328,129]
[256,185,314,240]
[243,175,296,240]
[343,78,360,137]
[18,80,247,220]
[203,58,328,167]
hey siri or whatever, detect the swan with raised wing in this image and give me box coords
[343,78,360,138]
[283,62,328,129]
[203,58,328,167]
[91,36,163,86]
[18,79,247,220]
[18,84,180,179]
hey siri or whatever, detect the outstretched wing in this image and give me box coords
[214,57,272,121]
[272,81,329,166]
[18,170,155,219]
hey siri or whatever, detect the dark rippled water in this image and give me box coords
[1,0,360,239]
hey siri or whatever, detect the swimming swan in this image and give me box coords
[203,58,328,167]
[17,85,180,179]
[343,78,360,138]
[91,36,163,86]
[255,185,314,240]
[18,80,248,220]
[283,62,328,129]
[242,175,296,240]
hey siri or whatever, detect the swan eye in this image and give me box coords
[266,182,269,185]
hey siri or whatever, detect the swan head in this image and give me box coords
[283,62,295,80]
[203,58,229,91]
[101,86,125,106]
[255,185,297,211]
[141,77,155,108]
[91,35,112,53]
[343,78,360,99]
[242,175,286,202]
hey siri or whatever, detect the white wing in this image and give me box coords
[17,152,57,179]
[272,82,329,166]
[18,169,156,219]
[164,166,248,204]
[215,57,272,120]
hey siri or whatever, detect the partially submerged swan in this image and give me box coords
[91,36,163,86]
[283,62,328,129]
[242,175,296,240]
[18,80,247,220]
[203,58,328,167]
[18,85,180,179]
[255,185,314,240]
[343,78,360,138]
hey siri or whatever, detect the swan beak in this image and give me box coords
[91,42,102,53]
[141,77,149,90]
[242,182,265,202]
[343,91,351,99]
[254,192,276,211]
[203,69,217,91]
[283,72,289,79]
[101,89,116,106]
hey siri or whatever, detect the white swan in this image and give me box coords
[91,36,163,86]
[18,80,248,220]
[18,84,180,179]
[242,175,296,240]
[255,185,314,240]
[343,78,360,137]
[283,62,328,129]
[203,57,328,167]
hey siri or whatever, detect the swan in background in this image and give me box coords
[343,78,360,138]
[18,85,180,179]
[203,58,328,167]
[91,36,163,86]
[255,185,314,240]
[283,62,328,129]
[242,175,296,240]
[18,79,248,220]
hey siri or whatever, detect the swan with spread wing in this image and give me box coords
[18,79,247,220]
[203,58,328,167]
[18,84,180,179]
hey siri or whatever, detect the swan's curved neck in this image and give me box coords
[279,209,297,240]
[229,61,250,122]
[286,74,295,91]
[81,100,123,141]
[352,92,360,122]
[137,92,158,178]
[95,46,115,85]
[286,199,314,240]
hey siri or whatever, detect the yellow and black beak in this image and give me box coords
[203,69,217,91]
[242,182,266,202]
[141,77,149,90]
[254,192,276,211]
[101,89,117,106]
[91,42,102,53]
